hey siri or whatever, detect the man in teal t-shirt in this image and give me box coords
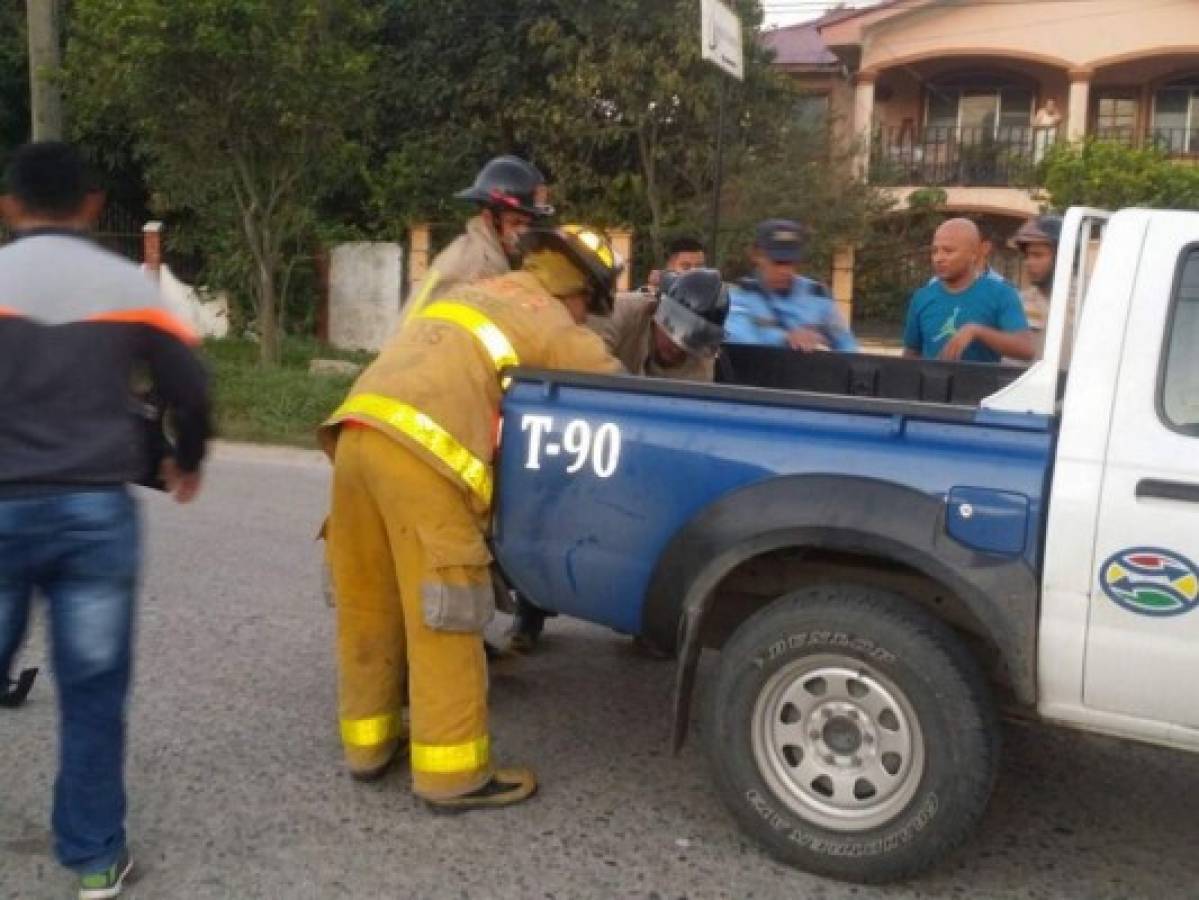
[903,218,1033,363]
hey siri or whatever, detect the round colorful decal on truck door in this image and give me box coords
[1099,548,1199,617]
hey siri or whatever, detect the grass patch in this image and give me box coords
[203,338,374,447]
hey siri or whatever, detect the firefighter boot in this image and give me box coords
[425,767,538,814]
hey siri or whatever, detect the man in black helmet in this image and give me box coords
[1010,214,1063,360]
[597,267,729,379]
[402,155,554,323]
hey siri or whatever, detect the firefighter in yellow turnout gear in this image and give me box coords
[320,225,623,811]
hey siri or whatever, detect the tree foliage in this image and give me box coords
[362,1,564,234]
[59,0,889,346]
[0,3,29,159]
[852,188,947,323]
[66,0,377,364]
[1039,139,1199,211]
[369,0,882,278]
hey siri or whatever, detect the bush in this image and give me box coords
[203,338,372,447]
[1039,139,1199,210]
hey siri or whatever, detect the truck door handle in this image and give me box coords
[1136,479,1199,503]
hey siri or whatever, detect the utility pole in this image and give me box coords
[26,0,64,141]
[699,0,743,266]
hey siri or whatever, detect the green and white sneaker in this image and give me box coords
[78,850,133,900]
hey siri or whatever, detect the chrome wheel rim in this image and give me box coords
[750,654,926,832]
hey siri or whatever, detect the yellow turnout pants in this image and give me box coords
[327,426,492,799]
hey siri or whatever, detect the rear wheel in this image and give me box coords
[704,584,999,883]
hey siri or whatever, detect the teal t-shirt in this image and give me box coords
[903,276,1028,363]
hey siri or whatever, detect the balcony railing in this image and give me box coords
[870,125,1060,187]
[1095,126,1199,159]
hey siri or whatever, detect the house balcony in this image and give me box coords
[869,125,1062,188]
[1095,126,1199,160]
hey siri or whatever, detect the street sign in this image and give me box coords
[700,0,744,82]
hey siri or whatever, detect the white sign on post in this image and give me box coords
[700,0,744,81]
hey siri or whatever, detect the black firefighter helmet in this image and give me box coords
[454,155,554,219]
[655,268,729,356]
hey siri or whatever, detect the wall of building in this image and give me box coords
[328,242,403,352]
[859,0,1199,74]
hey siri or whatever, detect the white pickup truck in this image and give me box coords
[491,206,1199,882]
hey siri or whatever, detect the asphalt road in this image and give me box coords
[3,443,1198,899]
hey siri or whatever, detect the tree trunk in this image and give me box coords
[26,0,63,140]
[257,259,280,366]
[636,120,664,264]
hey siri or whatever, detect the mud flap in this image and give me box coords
[671,608,703,755]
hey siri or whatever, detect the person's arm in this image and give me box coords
[725,291,789,348]
[142,325,212,502]
[547,324,625,375]
[939,325,1034,361]
[824,305,859,352]
[940,289,1034,361]
[589,293,643,357]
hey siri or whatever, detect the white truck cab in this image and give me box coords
[1016,208,1199,747]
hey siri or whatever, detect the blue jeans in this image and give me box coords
[0,488,139,874]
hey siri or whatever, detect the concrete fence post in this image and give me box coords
[407,223,432,302]
[609,228,633,292]
[142,221,163,277]
[831,244,855,325]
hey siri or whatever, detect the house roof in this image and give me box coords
[817,0,907,29]
[760,19,840,68]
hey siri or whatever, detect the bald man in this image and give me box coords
[903,218,1033,363]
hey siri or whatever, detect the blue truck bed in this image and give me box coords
[493,367,1054,643]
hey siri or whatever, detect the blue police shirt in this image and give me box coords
[903,276,1028,362]
[725,275,858,351]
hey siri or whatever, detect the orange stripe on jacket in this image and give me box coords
[86,308,200,346]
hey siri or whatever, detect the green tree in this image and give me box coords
[0,3,29,158]
[1039,139,1199,211]
[519,0,797,264]
[66,0,377,365]
[852,188,947,323]
[363,0,564,235]
[365,1,885,282]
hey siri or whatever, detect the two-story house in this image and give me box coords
[766,0,1199,316]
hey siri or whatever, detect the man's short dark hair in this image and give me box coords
[4,142,94,218]
[665,236,705,260]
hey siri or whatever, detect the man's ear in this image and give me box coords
[80,190,106,228]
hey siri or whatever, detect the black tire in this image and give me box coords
[703,583,999,884]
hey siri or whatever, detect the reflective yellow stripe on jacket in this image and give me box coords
[411,735,490,774]
[418,300,519,384]
[332,393,493,505]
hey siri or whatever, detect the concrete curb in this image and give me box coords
[211,440,327,467]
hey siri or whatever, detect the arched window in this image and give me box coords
[925,75,1034,140]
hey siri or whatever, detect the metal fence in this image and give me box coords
[0,203,144,261]
[1095,126,1199,160]
[870,125,1060,187]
